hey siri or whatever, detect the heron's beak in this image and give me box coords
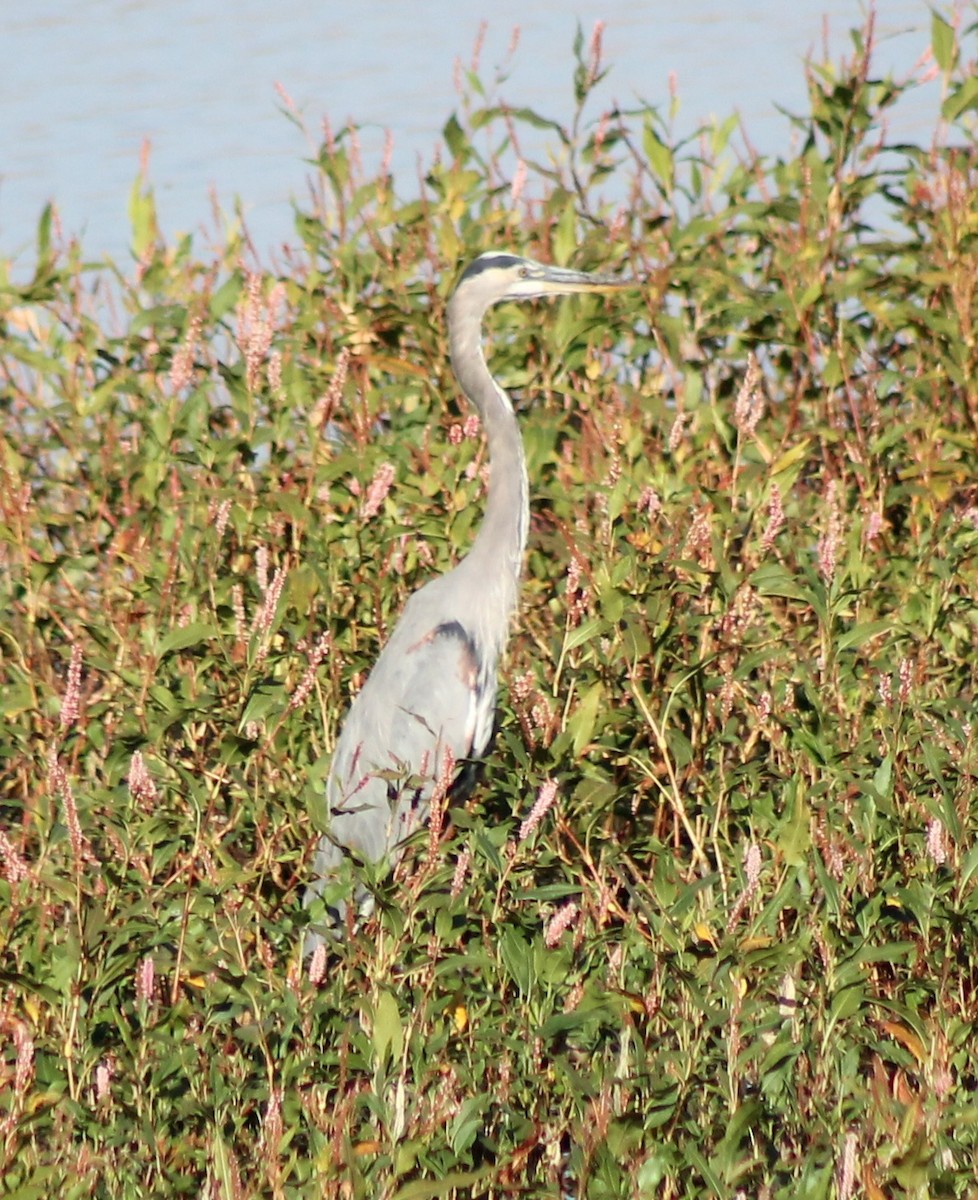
[533,264,631,295]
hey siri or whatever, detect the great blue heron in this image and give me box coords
[303,251,626,952]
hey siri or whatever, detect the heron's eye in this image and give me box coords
[519,267,530,278]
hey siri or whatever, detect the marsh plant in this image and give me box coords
[2,12,978,1198]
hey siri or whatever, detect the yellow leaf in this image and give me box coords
[613,990,648,1014]
[453,1004,469,1034]
[863,1167,888,1200]
[770,439,812,488]
[738,935,774,952]
[692,922,717,948]
[879,1018,925,1064]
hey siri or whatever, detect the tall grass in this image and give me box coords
[2,12,977,1198]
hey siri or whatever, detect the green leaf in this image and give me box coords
[448,1095,488,1155]
[836,618,894,651]
[749,563,813,604]
[157,621,220,657]
[931,12,957,73]
[371,990,403,1068]
[642,120,674,192]
[0,682,34,718]
[562,616,605,653]
[777,780,811,866]
[498,928,534,997]
[570,681,604,757]
[943,75,978,122]
[443,114,467,160]
[128,173,159,259]
[239,680,286,728]
[552,197,578,268]
[392,1170,493,1200]
[872,755,893,801]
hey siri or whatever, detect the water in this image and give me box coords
[0,0,937,268]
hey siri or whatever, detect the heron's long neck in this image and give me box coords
[447,302,529,612]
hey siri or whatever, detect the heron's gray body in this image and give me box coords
[303,252,623,951]
[315,568,501,865]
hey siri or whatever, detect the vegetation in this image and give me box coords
[2,12,978,1198]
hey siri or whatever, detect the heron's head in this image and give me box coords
[454,251,627,313]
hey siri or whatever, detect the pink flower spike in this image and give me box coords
[450,846,472,898]
[744,841,762,889]
[587,20,606,84]
[759,484,785,556]
[308,941,327,986]
[360,462,396,520]
[863,509,883,547]
[898,656,913,703]
[128,751,158,805]
[836,1131,858,1200]
[13,1025,35,1097]
[668,411,687,453]
[288,631,331,712]
[213,498,232,540]
[733,352,764,436]
[0,828,28,883]
[49,752,95,870]
[544,901,579,948]
[926,818,948,867]
[60,643,84,730]
[136,955,155,1006]
[816,480,845,585]
[261,1088,283,1152]
[519,779,558,842]
[638,486,662,518]
[251,567,287,646]
[169,314,202,393]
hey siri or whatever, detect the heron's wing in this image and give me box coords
[303,591,496,951]
[324,614,489,864]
